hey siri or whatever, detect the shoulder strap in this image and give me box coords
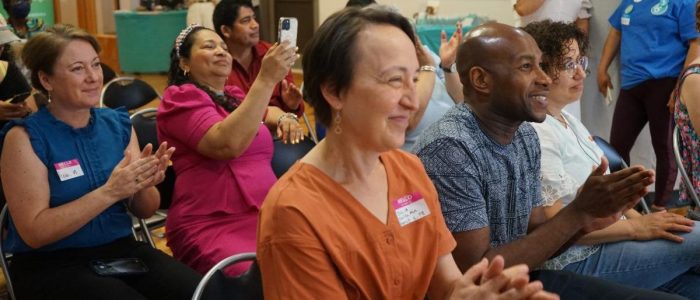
[672,63,700,102]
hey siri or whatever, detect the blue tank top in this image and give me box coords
[1,107,133,253]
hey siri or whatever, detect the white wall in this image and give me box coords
[317,0,515,27]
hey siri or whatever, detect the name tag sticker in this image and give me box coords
[54,159,84,181]
[392,192,430,227]
[621,16,630,25]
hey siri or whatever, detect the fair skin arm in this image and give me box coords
[280,77,304,111]
[667,39,700,111]
[409,41,437,132]
[681,67,700,136]
[0,127,169,249]
[513,0,546,16]
[453,159,654,270]
[196,43,299,160]
[439,23,465,103]
[543,201,693,245]
[597,28,621,96]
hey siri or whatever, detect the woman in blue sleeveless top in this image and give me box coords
[0,24,200,299]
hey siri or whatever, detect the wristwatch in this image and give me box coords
[441,62,457,73]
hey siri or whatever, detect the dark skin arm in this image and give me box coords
[453,159,654,271]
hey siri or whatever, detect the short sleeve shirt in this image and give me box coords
[415,104,543,247]
[257,150,456,299]
[609,0,699,89]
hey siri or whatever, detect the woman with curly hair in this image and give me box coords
[523,20,700,299]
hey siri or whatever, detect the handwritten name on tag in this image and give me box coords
[391,192,430,227]
[54,159,84,181]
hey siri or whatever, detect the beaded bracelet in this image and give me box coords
[277,112,299,128]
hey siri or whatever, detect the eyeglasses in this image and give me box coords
[561,56,589,75]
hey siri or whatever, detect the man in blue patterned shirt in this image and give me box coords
[415,22,679,299]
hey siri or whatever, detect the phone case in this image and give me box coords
[278,17,298,49]
[7,92,30,104]
[90,258,149,277]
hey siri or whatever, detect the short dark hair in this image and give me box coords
[212,0,254,37]
[302,5,415,127]
[521,20,588,81]
[22,24,101,94]
[345,0,376,8]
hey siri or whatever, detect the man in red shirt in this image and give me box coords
[213,0,303,114]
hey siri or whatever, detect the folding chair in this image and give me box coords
[100,77,160,111]
[0,204,16,300]
[191,252,262,300]
[593,136,651,214]
[672,125,700,209]
[129,108,171,246]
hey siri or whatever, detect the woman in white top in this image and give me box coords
[524,20,700,299]
[513,0,592,35]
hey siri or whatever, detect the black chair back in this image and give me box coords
[130,108,173,209]
[101,77,159,111]
[271,138,316,178]
[592,136,628,172]
[130,108,158,150]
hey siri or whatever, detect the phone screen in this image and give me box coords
[90,258,149,277]
[278,17,298,49]
[6,92,30,104]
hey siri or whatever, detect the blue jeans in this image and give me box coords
[564,222,700,299]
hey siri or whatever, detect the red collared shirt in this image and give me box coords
[226,41,304,114]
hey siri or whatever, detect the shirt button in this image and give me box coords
[394,278,400,285]
[385,236,394,244]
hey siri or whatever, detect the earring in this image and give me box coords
[47,92,52,103]
[183,69,189,77]
[333,112,342,135]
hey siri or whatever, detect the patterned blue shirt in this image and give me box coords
[415,104,543,247]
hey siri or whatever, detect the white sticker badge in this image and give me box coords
[392,192,431,227]
[54,159,85,181]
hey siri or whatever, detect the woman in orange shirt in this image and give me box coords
[256,5,557,300]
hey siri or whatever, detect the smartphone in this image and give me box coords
[90,258,149,277]
[6,92,30,104]
[277,17,298,49]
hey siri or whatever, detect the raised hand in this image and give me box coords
[416,38,435,67]
[572,157,655,233]
[630,212,694,243]
[439,21,462,69]
[0,101,30,120]
[281,79,303,111]
[103,150,159,200]
[142,142,175,186]
[260,41,298,86]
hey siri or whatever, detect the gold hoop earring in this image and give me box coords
[333,112,342,135]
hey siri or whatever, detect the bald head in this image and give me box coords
[456,22,538,97]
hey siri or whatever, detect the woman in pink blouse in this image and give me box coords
[157,24,302,275]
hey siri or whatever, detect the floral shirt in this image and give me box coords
[674,65,700,203]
